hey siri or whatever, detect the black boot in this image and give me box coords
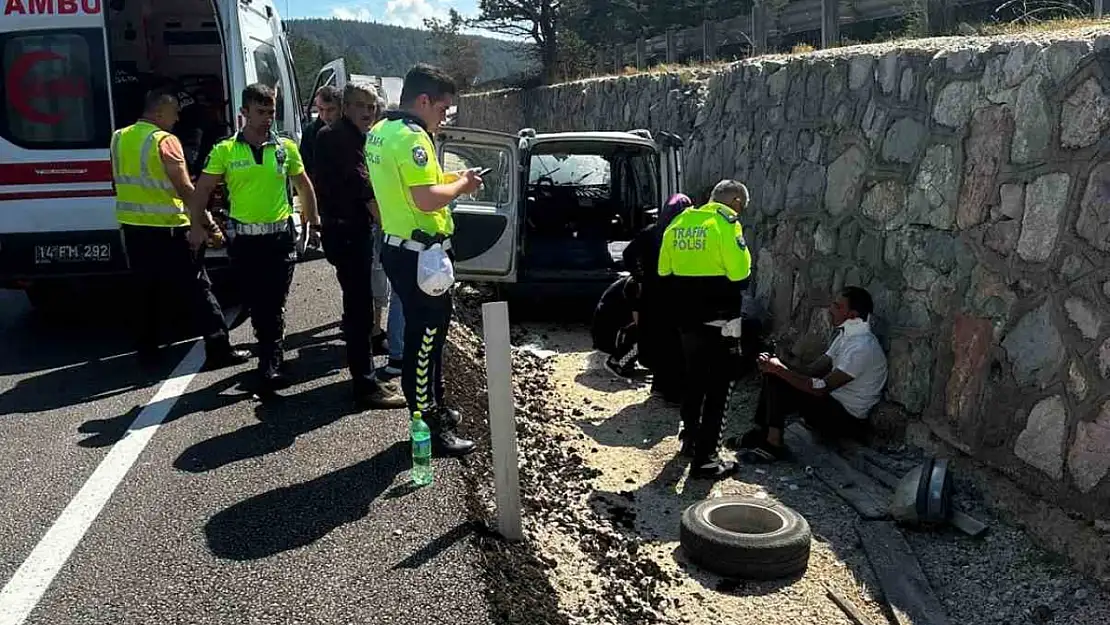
[431,405,463,427]
[259,347,291,391]
[677,428,697,458]
[690,455,736,479]
[203,337,250,371]
[425,411,475,456]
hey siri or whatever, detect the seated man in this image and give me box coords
[731,286,888,463]
[591,274,640,377]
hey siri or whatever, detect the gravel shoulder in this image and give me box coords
[445,291,1110,625]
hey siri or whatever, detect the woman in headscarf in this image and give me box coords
[621,193,694,401]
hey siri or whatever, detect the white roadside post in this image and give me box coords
[481,301,524,542]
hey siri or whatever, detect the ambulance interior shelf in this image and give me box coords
[523,142,659,272]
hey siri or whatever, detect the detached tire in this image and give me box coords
[680,496,811,580]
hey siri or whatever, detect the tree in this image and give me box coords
[469,0,560,83]
[424,9,483,90]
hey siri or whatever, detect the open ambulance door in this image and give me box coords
[235,0,299,140]
[303,58,345,121]
[435,127,521,283]
[656,131,684,204]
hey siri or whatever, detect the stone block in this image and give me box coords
[1014,395,1067,480]
[1067,361,1089,402]
[879,52,900,94]
[881,117,927,164]
[1098,337,1110,379]
[1002,301,1065,388]
[946,315,994,427]
[837,220,860,259]
[1064,297,1102,341]
[933,80,978,128]
[849,55,875,90]
[958,106,1014,229]
[1002,42,1039,88]
[899,68,915,102]
[910,144,958,230]
[904,261,940,292]
[862,100,890,145]
[887,338,934,414]
[856,232,883,270]
[1061,253,1095,283]
[785,162,825,211]
[814,222,836,255]
[824,145,868,217]
[896,290,931,329]
[981,54,1018,105]
[967,265,1017,335]
[768,66,790,100]
[1036,41,1093,86]
[1076,162,1110,252]
[1068,403,1110,492]
[1061,78,1110,149]
[755,250,775,307]
[985,221,1021,255]
[860,180,908,230]
[1012,74,1051,164]
[1017,172,1070,263]
[994,183,1025,221]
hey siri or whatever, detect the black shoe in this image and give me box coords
[204,347,251,371]
[740,440,788,464]
[726,428,767,451]
[261,370,292,391]
[690,456,737,479]
[678,437,696,458]
[354,379,407,409]
[432,405,463,427]
[372,333,390,356]
[434,428,477,456]
[604,357,633,378]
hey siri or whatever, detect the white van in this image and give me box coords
[0,0,305,308]
[304,57,402,113]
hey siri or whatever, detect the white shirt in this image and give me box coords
[825,318,888,419]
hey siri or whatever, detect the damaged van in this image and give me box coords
[435,126,685,298]
[0,0,306,308]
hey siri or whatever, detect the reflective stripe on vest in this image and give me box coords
[111,121,189,227]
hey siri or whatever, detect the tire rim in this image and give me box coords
[700,501,789,537]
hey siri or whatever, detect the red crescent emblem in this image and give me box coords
[5,50,66,125]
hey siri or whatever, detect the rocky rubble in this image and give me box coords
[445,288,678,624]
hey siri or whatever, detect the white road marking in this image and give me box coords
[0,341,206,625]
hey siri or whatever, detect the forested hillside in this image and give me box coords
[287,18,533,96]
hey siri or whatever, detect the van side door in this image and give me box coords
[435,127,520,283]
[304,58,345,121]
[235,0,297,138]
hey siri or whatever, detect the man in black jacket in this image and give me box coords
[301,85,340,180]
[314,81,405,408]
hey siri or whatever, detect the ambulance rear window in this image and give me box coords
[0,28,111,150]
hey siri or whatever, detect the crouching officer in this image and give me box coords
[366,63,481,455]
[112,88,249,369]
[188,83,320,391]
[658,179,753,479]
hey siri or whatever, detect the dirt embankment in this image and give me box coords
[445,290,1110,625]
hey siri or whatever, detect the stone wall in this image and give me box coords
[459,28,1110,519]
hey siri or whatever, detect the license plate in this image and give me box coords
[34,243,112,265]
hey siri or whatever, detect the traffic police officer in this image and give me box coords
[366,63,481,456]
[112,88,249,369]
[188,83,320,390]
[658,179,753,479]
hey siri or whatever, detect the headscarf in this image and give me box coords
[657,193,693,231]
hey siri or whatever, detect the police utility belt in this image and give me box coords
[227,217,293,237]
[384,231,452,253]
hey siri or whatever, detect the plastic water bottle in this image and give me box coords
[410,411,433,486]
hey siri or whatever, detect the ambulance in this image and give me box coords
[0,0,307,309]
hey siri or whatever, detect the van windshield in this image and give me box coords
[0,28,111,150]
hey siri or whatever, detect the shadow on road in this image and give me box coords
[204,441,407,561]
[392,521,477,570]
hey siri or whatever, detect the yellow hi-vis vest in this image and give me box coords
[110,121,189,227]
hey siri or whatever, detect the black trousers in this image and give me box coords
[121,224,228,351]
[611,323,639,368]
[679,324,738,463]
[380,243,451,415]
[639,310,683,398]
[753,375,868,441]
[228,225,296,374]
[321,225,375,381]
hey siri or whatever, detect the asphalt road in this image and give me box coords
[0,259,492,625]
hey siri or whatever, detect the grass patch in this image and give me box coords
[977,16,1108,35]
